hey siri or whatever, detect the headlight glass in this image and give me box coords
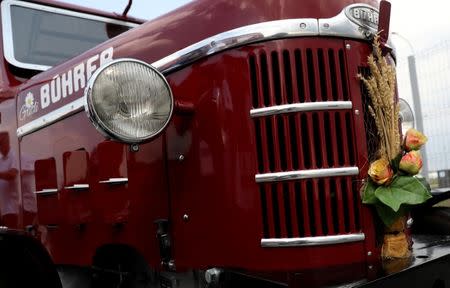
[85,59,173,143]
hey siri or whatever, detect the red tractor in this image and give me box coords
[0,0,447,287]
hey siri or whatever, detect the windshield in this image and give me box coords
[1,0,138,71]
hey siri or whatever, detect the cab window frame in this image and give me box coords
[0,0,138,72]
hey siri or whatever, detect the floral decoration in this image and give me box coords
[359,35,432,259]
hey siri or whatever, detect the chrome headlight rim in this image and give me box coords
[84,58,174,144]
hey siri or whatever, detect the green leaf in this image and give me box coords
[375,203,408,227]
[415,175,431,192]
[374,176,432,212]
[362,180,379,204]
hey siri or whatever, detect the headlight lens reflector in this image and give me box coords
[85,59,173,143]
[399,98,415,135]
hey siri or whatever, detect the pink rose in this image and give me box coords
[404,128,427,151]
[368,158,394,185]
[399,150,423,175]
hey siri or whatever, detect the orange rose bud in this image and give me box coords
[368,158,393,185]
[404,128,427,151]
[399,150,423,175]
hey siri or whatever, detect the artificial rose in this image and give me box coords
[368,158,393,185]
[399,150,423,175]
[404,128,427,151]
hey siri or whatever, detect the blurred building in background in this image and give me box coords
[397,41,450,188]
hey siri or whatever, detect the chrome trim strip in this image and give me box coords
[1,0,139,71]
[99,178,129,185]
[64,184,89,190]
[17,98,85,138]
[255,167,359,183]
[34,188,59,196]
[153,18,318,74]
[46,224,59,230]
[250,101,352,118]
[261,233,365,247]
[153,4,377,74]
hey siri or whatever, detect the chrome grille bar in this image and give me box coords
[250,101,352,118]
[255,167,359,183]
[261,233,365,247]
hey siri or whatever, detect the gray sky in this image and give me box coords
[390,0,449,54]
[59,0,192,22]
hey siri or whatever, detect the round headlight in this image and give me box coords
[84,59,173,143]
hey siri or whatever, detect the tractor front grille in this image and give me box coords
[248,39,362,241]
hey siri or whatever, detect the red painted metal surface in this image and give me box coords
[63,150,91,224]
[0,0,382,279]
[344,39,381,263]
[165,37,374,271]
[19,112,169,267]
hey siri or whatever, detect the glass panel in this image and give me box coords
[10,5,132,67]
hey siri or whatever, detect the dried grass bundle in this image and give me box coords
[359,34,400,161]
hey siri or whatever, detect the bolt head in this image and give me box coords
[183,214,189,222]
[355,109,360,115]
[130,144,139,152]
[205,268,222,284]
[346,44,351,50]
[299,23,307,29]
[323,23,330,29]
[367,251,372,256]
[178,155,185,161]
[168,260,176,271]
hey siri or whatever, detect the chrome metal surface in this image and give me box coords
[34,188,59,196]
[130,144,139,152]
[84,58,174,144]
[319,4,378,40]
[205,268,224,285]
[46,224,59,230]
[154,4,378,74]
[1,0,138,71]
[64,184,89,190]
[167,260,176,271]
[255,167,359,183]
[99,178,129,185]
[250,101,352,118]
[152,18,318,74]
[16,3,378,138]
[182,214,189,222]
[178,155,185,162]
[17,98,85,138]
[407,218,414,229]
[261,233,365,247]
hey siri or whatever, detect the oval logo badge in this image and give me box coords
[345,5,379,30]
